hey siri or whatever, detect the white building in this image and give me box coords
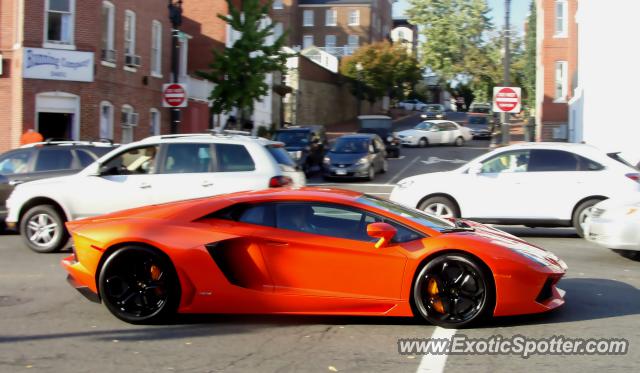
[569,0,640,162]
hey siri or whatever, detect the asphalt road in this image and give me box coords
[1,113,639,372]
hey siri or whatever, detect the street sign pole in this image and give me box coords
[501,0,512,145]
[168,1,183,134]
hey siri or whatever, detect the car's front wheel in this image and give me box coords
[99,246,181,324]
[412,254,495,328]
[20,205,68,253]
[454,136,465,146]
[418,137,429,148]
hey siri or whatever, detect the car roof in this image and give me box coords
[19,140,116,149]
[337,133,377,140]
[358,115,392,120]
[135,133,280,146]
[228,187,363,203]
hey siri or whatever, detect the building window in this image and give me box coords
[101,1,115,63]
[554,0,568,37]
[150,109,161,136]
[325,9,337,26]
[303,35,314,49]
[151,20,162,76]
[124,10,136,57]
[554,61,568,102]
[121,105,135,144]
[303,10,314,27]
[45,0,75,45]
[348,10,360,26]
[325,35,336,53]
[99,101,114,140]
[273,0,283,9]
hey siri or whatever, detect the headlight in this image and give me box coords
[323,156,330,164]
[356,157,369,166]
[397,179,415,189]
[436,114,443,118]
[387,136,393,142]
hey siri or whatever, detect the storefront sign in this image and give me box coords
[23,48,94,82]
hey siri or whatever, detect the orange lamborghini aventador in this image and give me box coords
[62,187,567,328]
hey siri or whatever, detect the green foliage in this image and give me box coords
[523,0,536,109]
[407,0,493,84]
[197,0,291,120]
[339,41,422,101]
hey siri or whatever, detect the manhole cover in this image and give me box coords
[0,295,29,307]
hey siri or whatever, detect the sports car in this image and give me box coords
[62,188,567,328]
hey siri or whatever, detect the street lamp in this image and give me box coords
[168,0,183,134]
[356,62,363,116]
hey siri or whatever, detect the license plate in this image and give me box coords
[335,169,347,175]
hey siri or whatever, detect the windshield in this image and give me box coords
[414,122,433,130]
[357,195,455,232]
[331,138,369,153]
[426,105,442,112]
[359,119,392,129]
[468,116,488,125]
[274,131,310,148]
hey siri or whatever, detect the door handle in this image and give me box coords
[139,182,152,189]
[8,180,24,186]
[265,241,289,247]
[201,181,214,187]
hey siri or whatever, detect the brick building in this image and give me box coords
[271,0,393,58]
[0,0,180,152]
[535,0,578,141]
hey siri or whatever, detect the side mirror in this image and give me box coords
[468,163,482,175]
[367,222,397,248]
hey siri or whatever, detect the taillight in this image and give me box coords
[626,173,640,183]
[269,176,292,187]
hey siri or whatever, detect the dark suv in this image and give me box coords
[0,141,116,223]
[272,126,327,175]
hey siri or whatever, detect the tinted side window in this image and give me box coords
[0,150,32,175]
[212,203,275,227]
[276,203,369,241]
[34,149,74,171]
[101,145,159,175]
[528,149,579,172]
[163,143,212,173]
[216,144,255,172]
[266,146,295,167]
[578,156,604,171]
[76,149,97,167]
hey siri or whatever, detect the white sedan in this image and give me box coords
[584,197,640,259]
[398,99,427,111]
[397,120,472,147]
[390,143,640,237]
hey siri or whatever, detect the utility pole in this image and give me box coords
[168,0,183,134]
[501,0,511,144]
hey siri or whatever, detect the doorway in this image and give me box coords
[37,112,73,140]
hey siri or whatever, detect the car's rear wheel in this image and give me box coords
[418,137,428,148]
[99,246,180,324]
[572,199,603,238]
[412,254,495,328]
[366,166,375,181]
[20,205,68,253]
[454,136,465,147]
[419,196,460,218]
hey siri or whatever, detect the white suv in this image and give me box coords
[6,133,305,252]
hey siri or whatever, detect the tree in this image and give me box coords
[197,0,290,128]
[340,41,422,103]
[523,0,536,109]
[407,0,493,85]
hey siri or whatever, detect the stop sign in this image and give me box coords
[162,83,188,108]
[492,87,521,113]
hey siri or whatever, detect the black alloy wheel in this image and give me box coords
[99,247,180,324]
[413,254,494,328]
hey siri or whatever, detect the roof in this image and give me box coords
[137,133,277,146]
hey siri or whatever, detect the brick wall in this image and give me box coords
[0,0,23,151]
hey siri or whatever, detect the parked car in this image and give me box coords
[5,133,305,252]
[399,99,427,111]
[469,103,492,114]
[397,120,472,147]
[467,115,492,139]
[390,143,640,237]
[272,125,327,175]
[322,134,387,180]
[584,197,640,259]
[62,187,566,328]
[420,104,445,119]
[356,115,401,158]
[0,140,116,224]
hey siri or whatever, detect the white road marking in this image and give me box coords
[389,156,421,184]
[421,156,468,165]
[416,327,457,373]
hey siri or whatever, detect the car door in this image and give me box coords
[422,122,442,143]
[258,202,408,300]
[459,150,532,219]
[150,142,217,204]
[0,149,35,212]
[372,137,386,169]
[436,122,455,144]
[65,145,158,219]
